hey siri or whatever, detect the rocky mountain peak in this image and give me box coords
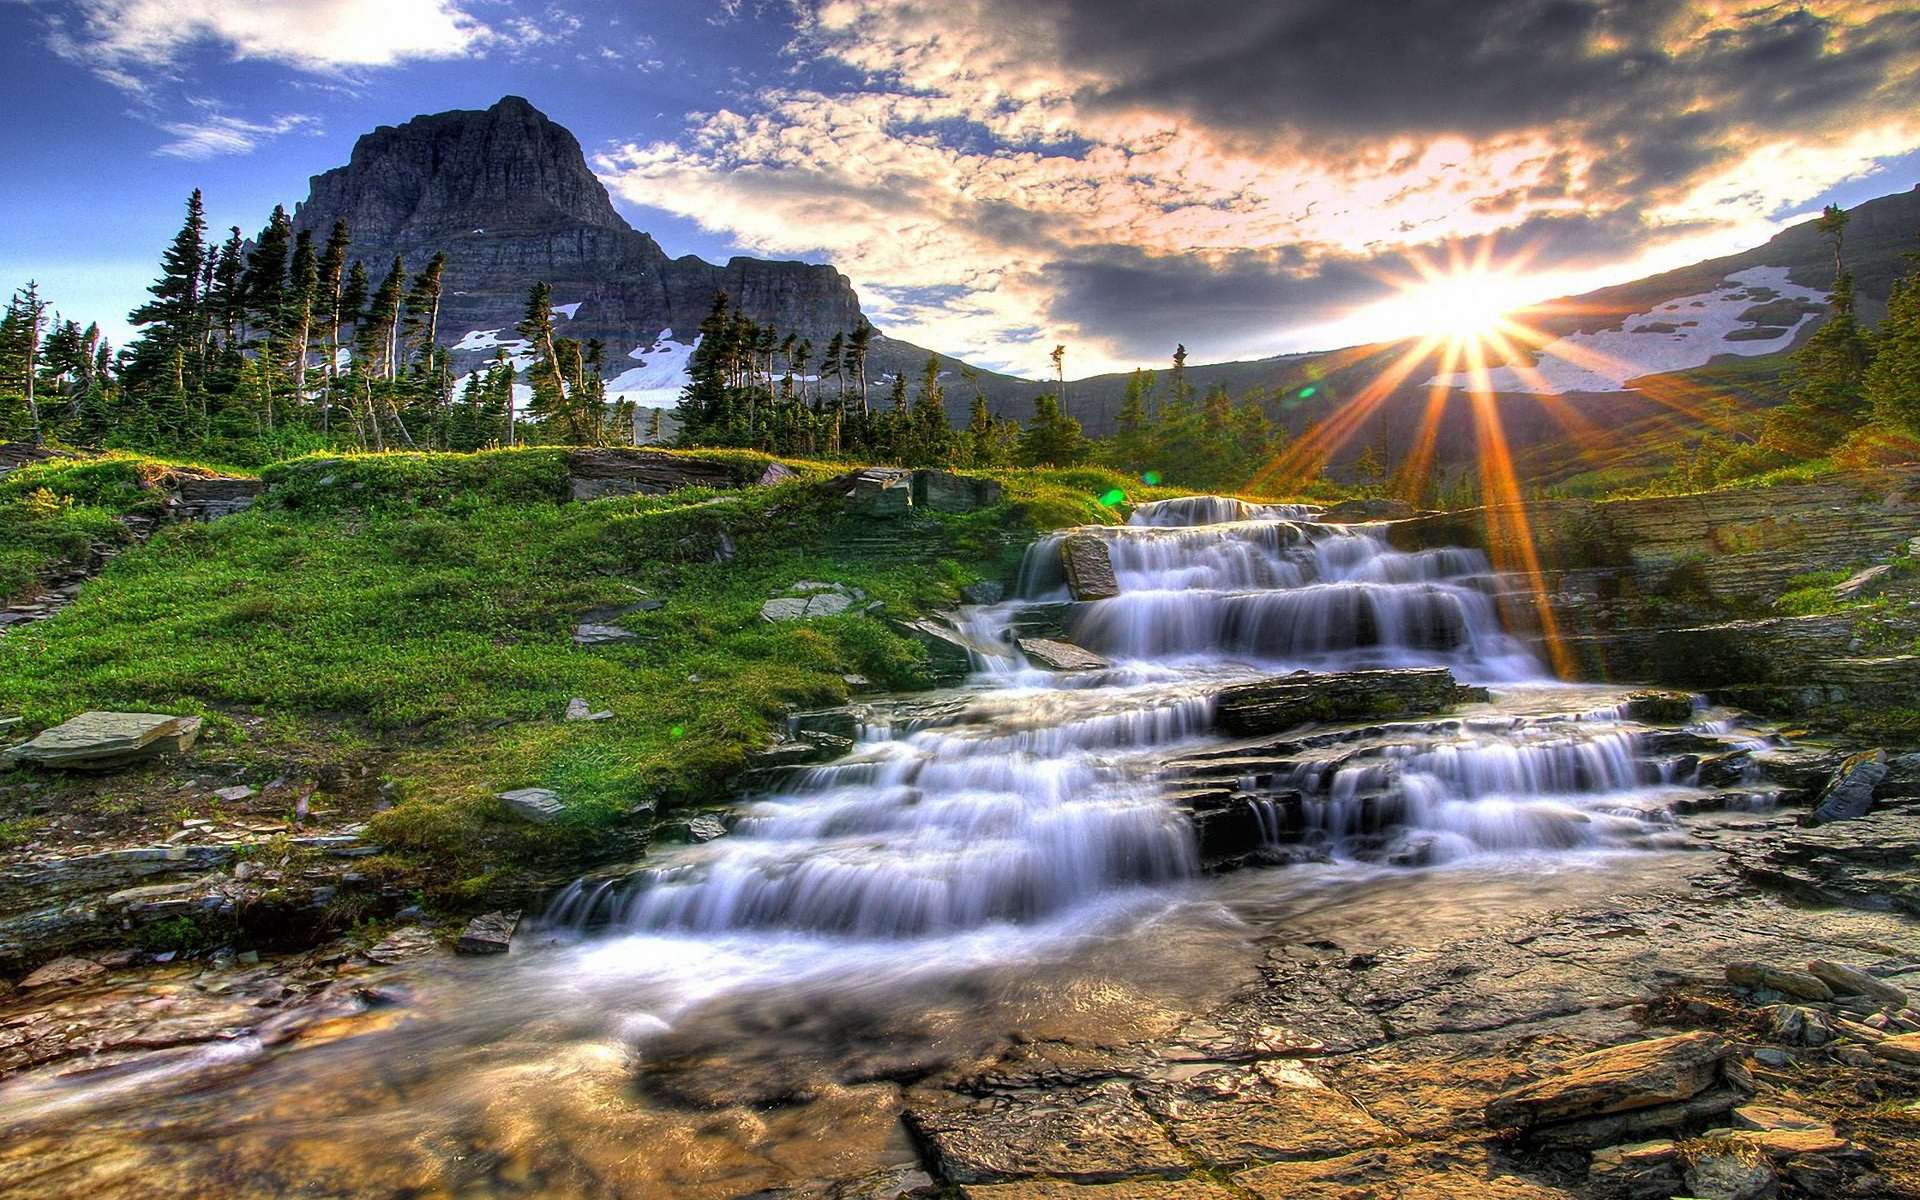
[296,95,627,246]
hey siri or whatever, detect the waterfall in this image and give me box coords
[551,495,1757,939]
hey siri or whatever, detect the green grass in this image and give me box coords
[0,448,1230,887]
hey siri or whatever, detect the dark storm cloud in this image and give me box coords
[1032,0,1920,204]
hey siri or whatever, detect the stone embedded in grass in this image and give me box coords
[455,910,520,954]
[563,699,613,721]
[2,712,203,770]
[213,785,256,802]
[1833,563,1897,602]
[497,787,566,824]
[572,622,641,645]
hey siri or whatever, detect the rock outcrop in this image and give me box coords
[1213,668,1463,736]
[294,97,865,382]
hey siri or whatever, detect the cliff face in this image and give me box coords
[292,97,866,370]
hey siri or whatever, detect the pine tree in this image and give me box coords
[1016,393,1087,466]
[1863,235,1920,436]
[125,190,208,395]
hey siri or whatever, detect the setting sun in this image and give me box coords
[1373,241,1542,347]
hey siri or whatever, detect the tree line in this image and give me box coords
[3,188,1308,492]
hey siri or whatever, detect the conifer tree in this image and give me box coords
[1017,393,1087,466]
[126,190,208,394]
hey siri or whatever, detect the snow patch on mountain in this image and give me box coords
[553,302,583,320]
[1430,266,1827,395]
[605,333,698,409]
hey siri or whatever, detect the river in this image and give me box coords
[0,496,1786,1198]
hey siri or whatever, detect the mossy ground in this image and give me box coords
[0,448,1275,897]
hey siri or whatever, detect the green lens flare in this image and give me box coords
[1142,471,1162,485]
[670,725,685,739]
[1299,386,1317,398]
[1098,488,1126,507]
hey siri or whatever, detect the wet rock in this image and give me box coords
[1134,1060,1392,1168]
[1683,1152,1775,1200]
[3,711,203,770]
[454,910,519,955]
[19,955,106,989]
[887,617,976,685]
[1726,961,1833,1001]
[1812,748,1887,824]
[1234,1143,1569,1199]
[905,1080,1191,1185]
[1059,535,1119,601]
[962,1182,1238,1200]
[1727,808,1920,914]
[497,787,566,824]
[1486,1031,1737,1131]
[1587,1139,1684,1199]
[365,925,441,964]
[912,470,1002,513]
[1214,668,1460,736]
[1807,959,1908,1008]
[792,707,861,741]
[1322,497,1414,522]
[959,581,1005,605]
[670,814,727,843]
[1620,690,1697,724]
[564,448,740,500]
[572,622,641,645]
[1871,1032,1920,1064]
[1016,638,1110,672]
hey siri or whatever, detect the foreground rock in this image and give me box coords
[1813,748,1888,823]
[1213,668,1463,736]
[1486,1031,1743,1133]
[497,787,566,824]
[888,617,977,685]
[454,910,519,955]
[3,712,203,770]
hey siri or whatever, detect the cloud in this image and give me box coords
[598,0,1920,374]
[154,110,320,159]
[44,0,489,80]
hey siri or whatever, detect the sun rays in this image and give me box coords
[1253,239,1778,677]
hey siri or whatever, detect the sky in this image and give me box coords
[1,0,1917,379]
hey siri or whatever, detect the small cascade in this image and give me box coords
[551,493,1782,942]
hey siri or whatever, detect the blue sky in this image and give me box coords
[2,0,1917,377]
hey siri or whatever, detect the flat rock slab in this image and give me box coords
[888,617,976,684]
[1136,1060,1393,1167]
[572,622,642,645]
[1017,637,1111,671]
[1214,668,1460,736]
[497,787,566,824]
[3,712,203,769]
[455,910,520,955]
[964,1182,1239,1200]
[906,1080,1191,1184]
[1871,1032,1920,1063]
[1813,748,1888,823]
[1235,1143,1574,1200]
[1808,959,1909,1007]
[20,955,107,989]
[1485,1030,1735,1129]
[761,593,854,620]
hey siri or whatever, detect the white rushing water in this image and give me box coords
[551,494,1768,941]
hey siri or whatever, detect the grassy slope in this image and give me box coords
[0,449,1216,892]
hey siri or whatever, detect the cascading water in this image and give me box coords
[552,493,1769,938]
